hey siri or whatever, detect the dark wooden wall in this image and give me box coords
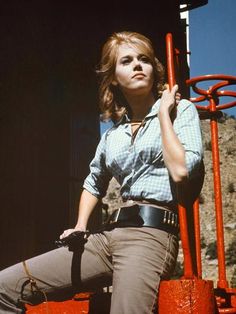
[0,0,188,269]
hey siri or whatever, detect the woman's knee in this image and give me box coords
[0,264,27,312]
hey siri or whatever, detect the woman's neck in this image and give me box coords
[125,93,156,121]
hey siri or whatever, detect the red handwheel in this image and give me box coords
[186,74,236,111]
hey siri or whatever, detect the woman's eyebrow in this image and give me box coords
[119,55,132,60]
[138,53,148,58]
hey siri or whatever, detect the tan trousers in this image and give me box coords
[0,227,178,314]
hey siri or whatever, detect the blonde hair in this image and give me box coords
[96,31,165,122]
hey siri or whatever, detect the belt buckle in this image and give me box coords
[110,208,121,224]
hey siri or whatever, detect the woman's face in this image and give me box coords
[113,44,154,97]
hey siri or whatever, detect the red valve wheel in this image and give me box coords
[186,74,236,111]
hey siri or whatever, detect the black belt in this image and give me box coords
[105,204,179,236]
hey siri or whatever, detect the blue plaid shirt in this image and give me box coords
[83,98,203,205]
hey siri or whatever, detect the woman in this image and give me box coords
[0,31,203,313]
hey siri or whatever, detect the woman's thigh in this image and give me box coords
[0,233,113,312]
[109,227,179,314]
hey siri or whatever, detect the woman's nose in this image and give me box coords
[133,59,142,70]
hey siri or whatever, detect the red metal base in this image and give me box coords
[25,291,112,314]
[25,293,91,314]
[25,300,89,314]
[158,279,216,314]
[215,287,236,313]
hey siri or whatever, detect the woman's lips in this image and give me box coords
[132,73,146,78]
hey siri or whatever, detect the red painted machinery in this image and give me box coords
[26,33,236,313]
[159,33,236,314]
[25,293,91,314]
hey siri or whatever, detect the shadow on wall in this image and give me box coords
[0,0,188,268]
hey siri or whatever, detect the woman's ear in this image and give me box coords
[112,80,118,86]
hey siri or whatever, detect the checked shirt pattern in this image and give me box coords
[83,99,203,205]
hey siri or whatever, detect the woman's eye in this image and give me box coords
[121,59,130,65]
[140,56,150,63]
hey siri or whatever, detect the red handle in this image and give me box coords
[166,33,194,279]
[166,33,176,89]
[186,74,236,111]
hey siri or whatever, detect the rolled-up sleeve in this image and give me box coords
[83,131,112,198]
[174,99,203,177]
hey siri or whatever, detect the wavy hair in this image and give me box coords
[96,31,165,122]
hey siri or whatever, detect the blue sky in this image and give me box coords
[189,0,236,117]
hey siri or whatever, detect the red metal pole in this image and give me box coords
[177,205,194,278]
[166,33,176,88]
[166,32,194,279]
[186,74,236,312]
[209,97,228,289]
[193,199,202,278]
[159,33,216,314]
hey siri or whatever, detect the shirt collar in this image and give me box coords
[145,98,160,118]
[113,98,160,127]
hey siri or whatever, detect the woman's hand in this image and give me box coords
[60,190,99,240]
[159,84,181,114]
[60,227,86,239]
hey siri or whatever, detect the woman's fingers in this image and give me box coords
[163,84,179,96]
[60,227,88,239]
[171,84,179,94]
[160,84,181,114]
[171,85,181,105]
[60,229,76,239]
[175,92,181,105]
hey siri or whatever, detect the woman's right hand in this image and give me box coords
[59,190,98,240]
[60,227,86,240]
